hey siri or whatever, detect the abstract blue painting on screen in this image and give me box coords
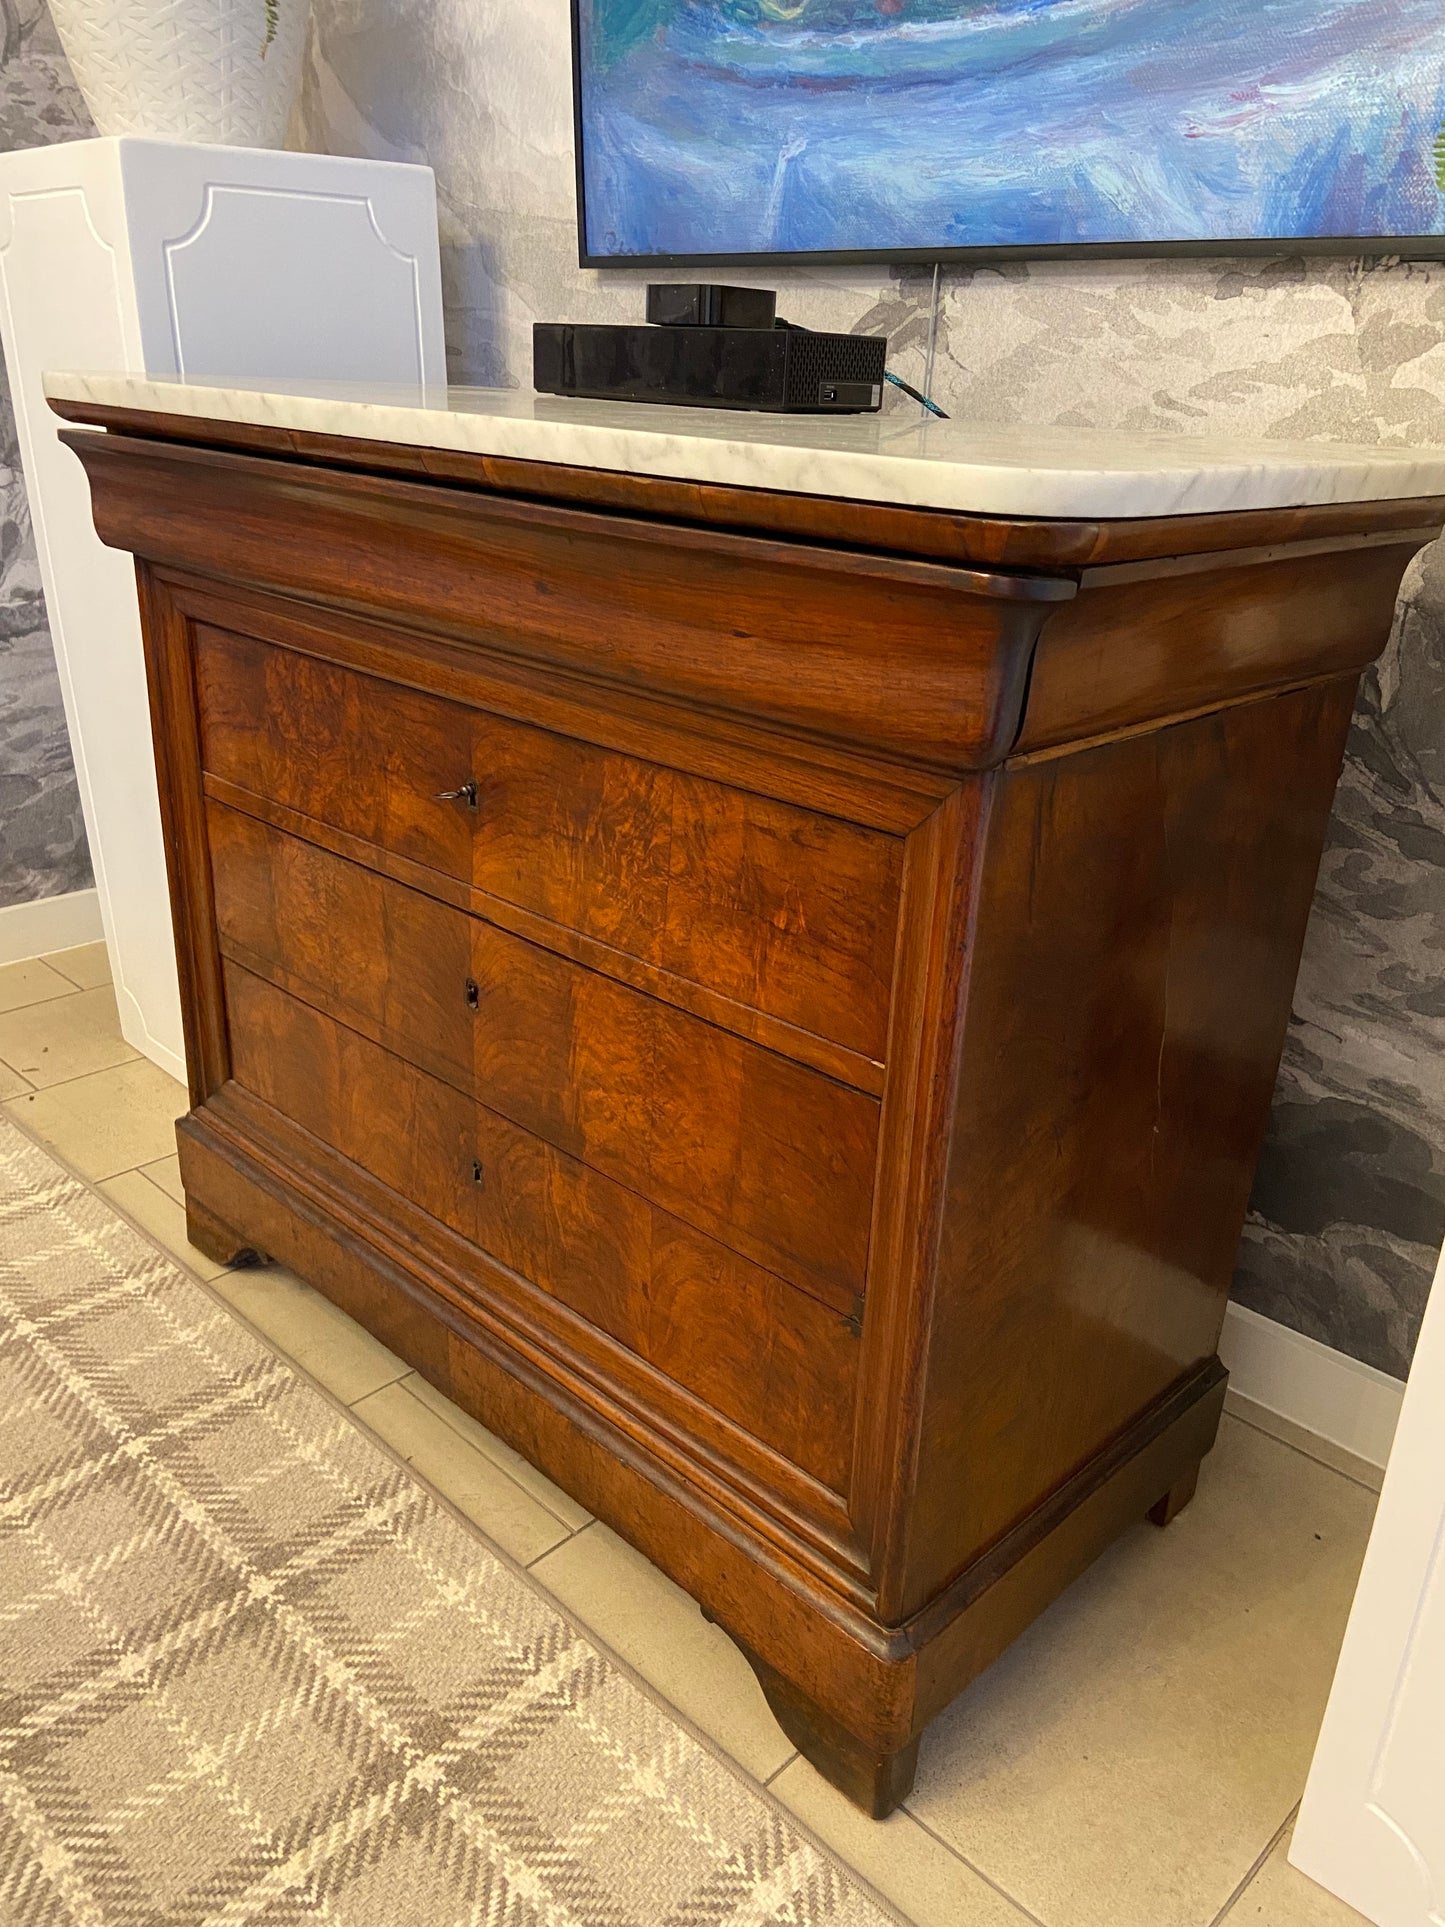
[574,0,1445,259]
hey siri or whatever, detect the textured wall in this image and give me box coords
[295,0,1445,1381]
[0,0,93,911]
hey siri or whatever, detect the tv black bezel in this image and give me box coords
[568,0,1445,271]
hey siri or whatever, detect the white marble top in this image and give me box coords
[43,370,1445,521]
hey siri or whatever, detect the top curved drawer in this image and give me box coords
[194,624,902,1064]
[70,431,1071,773]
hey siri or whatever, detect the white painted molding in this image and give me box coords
[0,888,104,966]
[1220,1301,1406,1474]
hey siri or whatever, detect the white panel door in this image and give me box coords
[1292,1246,1445,1926]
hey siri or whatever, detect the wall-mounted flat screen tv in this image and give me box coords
[572,0,1445,266]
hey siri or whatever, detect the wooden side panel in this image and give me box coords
[133,566,230,1104]
[897,678,1361,1613]
[207,803,880,1309]
[849,782,992,1619]
[224,965,861,1492]
[195,625,902,1059]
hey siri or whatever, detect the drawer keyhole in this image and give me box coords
[435,781,479,810]
[464,978,481,1010]
[471,1158,485,1188]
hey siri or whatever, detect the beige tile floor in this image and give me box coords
[1,945,1377,1927]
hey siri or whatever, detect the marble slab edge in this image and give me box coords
[43,370,1445,523]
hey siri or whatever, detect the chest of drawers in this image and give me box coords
[58,390,1443,1814]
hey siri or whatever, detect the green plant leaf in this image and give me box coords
[1436,119,1445,193]
[263,0,278,52]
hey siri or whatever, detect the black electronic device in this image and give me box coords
[645,283,778,329]
[533,315,886,415]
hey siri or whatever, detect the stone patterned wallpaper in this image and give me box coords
[0,0,92,911]
[297,0,1445,1381]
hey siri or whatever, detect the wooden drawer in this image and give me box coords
[208,803,880,1309]
[224,964,859,1493]
[195,625,901,1062]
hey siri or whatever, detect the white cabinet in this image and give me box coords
[0,138,445,1078]
[1293,1247,1445,1925]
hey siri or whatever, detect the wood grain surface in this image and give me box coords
[62,402,1434,1817]
[195,624,901,1060]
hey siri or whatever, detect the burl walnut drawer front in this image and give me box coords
[207,803,879,1312]
[194,625,901,1064]
[223,966,859,1494]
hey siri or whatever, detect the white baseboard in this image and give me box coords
[1220,1301,1406,1479]
[0,888,104,967]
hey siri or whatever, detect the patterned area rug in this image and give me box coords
[0,1118,896,1927]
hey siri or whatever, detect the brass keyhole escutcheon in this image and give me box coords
[465,979,480,1010]
[471,1159,485,1187]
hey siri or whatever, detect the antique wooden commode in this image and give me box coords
[52,375,1445,1814]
